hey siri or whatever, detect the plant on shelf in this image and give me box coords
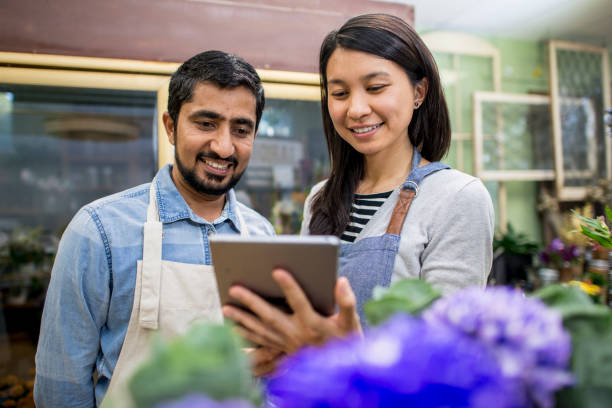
[0,226,55,304]
[0,227,46,273]
[538,238,582,282]
[572,205,612,249]
[491,223,539,286]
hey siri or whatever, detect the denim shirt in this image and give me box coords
[34,165,274,407]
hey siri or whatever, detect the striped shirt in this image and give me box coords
[341,190,393,243]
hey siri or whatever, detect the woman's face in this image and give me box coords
[325,47,426,159]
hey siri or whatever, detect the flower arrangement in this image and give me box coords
[538,238,581,270]
[130,280,612,408]
[267,286,572,408]
[267,315,514,408]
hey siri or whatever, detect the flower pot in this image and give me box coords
[559,264,581,282]
[538,268,559,287]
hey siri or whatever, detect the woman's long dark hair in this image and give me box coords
[309,13,451,236]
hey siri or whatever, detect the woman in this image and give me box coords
[223,13,494,373]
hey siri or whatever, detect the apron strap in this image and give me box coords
[139,186,250,330]
[139,182,163,330]
[386,189,416,235]
[385,148,450,235]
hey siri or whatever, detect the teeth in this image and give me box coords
[203,159,230,170]
[353,124,381,134]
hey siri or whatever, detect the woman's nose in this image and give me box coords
[347,92,371,119]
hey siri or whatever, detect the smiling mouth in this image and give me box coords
[200,157,233,173]
[351,123,383,134]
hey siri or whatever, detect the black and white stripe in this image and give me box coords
[340,191,392,243]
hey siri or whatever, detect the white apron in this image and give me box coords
[100,184,249,407]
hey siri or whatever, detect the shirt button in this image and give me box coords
[207,228,215,236]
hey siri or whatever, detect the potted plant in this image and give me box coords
[492,224,539,287]
[538,238,582,282]
[573,205,612,305]
[0,226,54,304]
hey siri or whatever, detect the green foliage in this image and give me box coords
[572,206,612,248]
[493,223,539,255]
[364,279,441,326]
[128,323,260,408]
[0,227,48,272]
[532,285,612,407]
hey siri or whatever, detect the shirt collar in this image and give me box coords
[152,164,242,232]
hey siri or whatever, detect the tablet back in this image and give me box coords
[210,235,340,316]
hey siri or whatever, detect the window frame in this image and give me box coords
[0,52,321,169]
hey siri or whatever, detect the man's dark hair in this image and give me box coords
[167,50,265,130]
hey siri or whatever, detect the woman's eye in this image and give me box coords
[368,85,387,92]
[330,90,347,98]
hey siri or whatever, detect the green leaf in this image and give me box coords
[555,386,612,408]
[128,323,260,408]
[532,285,612,391]
[563,313,612,389]
[493,223,539,255]
[580,227,612,247]
[605,205,612,223]
[532,285,605,319]
[364,279,441,326]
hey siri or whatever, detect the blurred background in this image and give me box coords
[0,0,611,398]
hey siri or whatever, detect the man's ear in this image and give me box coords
[414,77,429,108]
[162,111,176,146]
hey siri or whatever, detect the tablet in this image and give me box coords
[210,235,340,316]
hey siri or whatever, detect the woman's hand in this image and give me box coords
[243,347,284,378]
[222,269,361,354]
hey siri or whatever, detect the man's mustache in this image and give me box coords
[197,151,238,166]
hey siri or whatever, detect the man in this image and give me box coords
[34,50,275,407]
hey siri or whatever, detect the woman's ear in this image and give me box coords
[414,77,429,108]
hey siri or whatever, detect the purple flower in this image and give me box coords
[157,394,254,408]
[266,315,516,408]
[550,238,565,253]
[561,245,580,263]
[539,238,581,268]
[423,287,573,408]
[538,251,551,265]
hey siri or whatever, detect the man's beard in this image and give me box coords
[175,149,245,196]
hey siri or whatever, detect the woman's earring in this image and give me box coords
[414,102,419,107]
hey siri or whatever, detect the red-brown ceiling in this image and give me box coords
[0,0,414,73]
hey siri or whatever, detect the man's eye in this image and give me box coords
[198,121,215,129]
[233,127,251,137]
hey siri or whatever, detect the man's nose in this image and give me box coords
[210,127,235,159]
[347,92,372,119]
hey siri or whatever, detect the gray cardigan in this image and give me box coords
[301,168,495,295]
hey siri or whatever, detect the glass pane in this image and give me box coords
[482,101,553,171]
[0,84,156,382]
[460,55,494,134]
[556,49,606,187]
[237,98,327,234]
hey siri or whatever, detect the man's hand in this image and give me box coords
[223,269,362,354]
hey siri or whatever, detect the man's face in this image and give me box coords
[165,82,257,196]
